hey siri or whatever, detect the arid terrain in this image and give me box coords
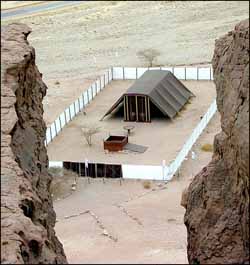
[1,1,248,264]
[2,1,248,126]
[53,111,220,264]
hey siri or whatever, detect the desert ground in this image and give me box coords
[2,1,248,126]
[53,111,220,264]
[2,1,246,263]
[47,80,216,165]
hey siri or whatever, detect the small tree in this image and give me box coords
[81,124,101,146]
[136,48,161,67]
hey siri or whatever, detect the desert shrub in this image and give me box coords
[142,181,151,189]
[201,143,213,152]
[81,124,101,146]
[136,48,161,67]
[48,167,63,176]
[54,81,60,85]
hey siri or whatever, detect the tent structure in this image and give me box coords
[102,70,194,122]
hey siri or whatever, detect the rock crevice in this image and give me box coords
[1,23,67,264]
[183,19,249,264]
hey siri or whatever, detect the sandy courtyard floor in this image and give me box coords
[47,80,216,165]
[54,111,220,264]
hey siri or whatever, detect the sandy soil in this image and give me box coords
[43,77,94,125]
[2,1,248,126]
[54,111,220,264]
[47,80,216,166]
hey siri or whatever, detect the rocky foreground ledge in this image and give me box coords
[183,19,249,264]
[1,23,67,264]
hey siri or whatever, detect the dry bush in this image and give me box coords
[136,48,161,67]
[48,166,63,176]
[142,180,151,189]
[54,81,60,85]
[49,169,79,201]
[81,124,101,146]
[201,143,213,152]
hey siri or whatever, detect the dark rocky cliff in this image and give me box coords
[183,19,249,264]
[1,23,67,264]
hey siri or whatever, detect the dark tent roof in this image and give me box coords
[102,70,194,120]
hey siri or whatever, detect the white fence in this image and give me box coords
[47,65,217,181]
[164,99,217,180]
[122,164,165,180]
[44,68,113,146]
[112,66,213,81]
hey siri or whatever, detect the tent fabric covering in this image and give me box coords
[102,70,194,120]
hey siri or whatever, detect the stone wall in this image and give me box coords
[1,23,67,264]
[183,19,249,264]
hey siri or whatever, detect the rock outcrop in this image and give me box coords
[183,19,249,264]
[1,23,67,264]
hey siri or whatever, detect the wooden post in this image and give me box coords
[87,165,90,183]
[59,115,62,131]
[78,98,81,111]
[73,101,76,116]
[124,96,127,121]
[69,107,72,120]
[87,90,90,104]
[54,122,57,136]
[82,93,85,108]
[95,164,98,178]
[147,97,151,122]
[103,164,106,184]
[64,110,67,123]
[49,126,53,141]
[145,96,148,122]
[91,85,94,99]
[126,96,129,121]
[135,95,138,121]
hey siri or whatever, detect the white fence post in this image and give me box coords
[165,99,217,180]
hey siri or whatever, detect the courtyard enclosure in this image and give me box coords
[48,99,217,181]
[44,65,213,147]
[47,65,217,181]
[102,70,194,122]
